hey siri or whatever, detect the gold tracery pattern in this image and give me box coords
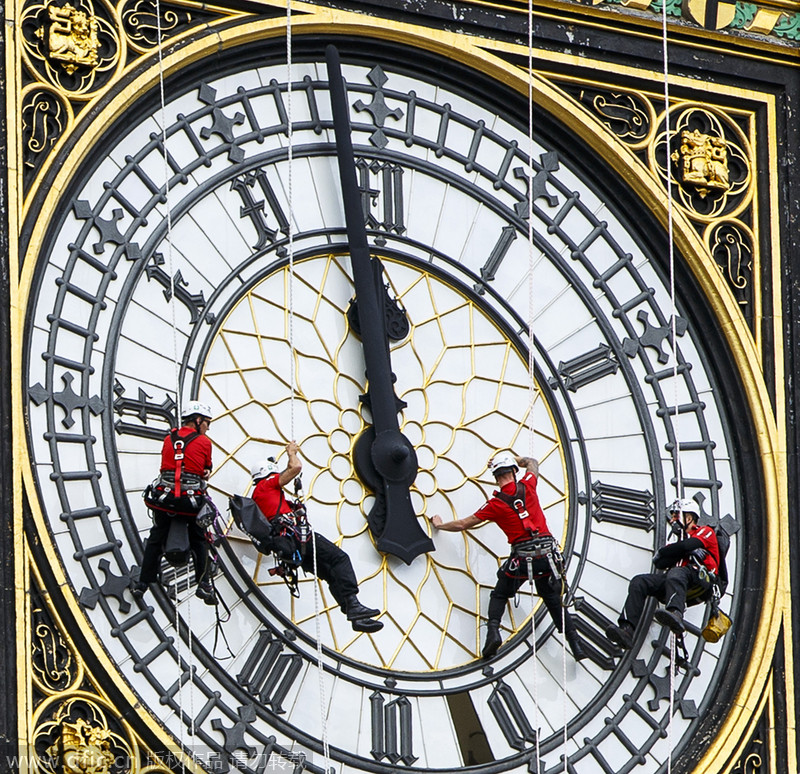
[203,254,567,670]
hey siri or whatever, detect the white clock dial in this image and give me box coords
[24,37,745,773]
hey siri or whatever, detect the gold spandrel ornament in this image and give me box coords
[20,0,121,96]
[36,2,100,74]
[672,128,731,198]
[650,103,752,222]
[33,696,136,774]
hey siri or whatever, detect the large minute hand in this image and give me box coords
[326,44,434,564]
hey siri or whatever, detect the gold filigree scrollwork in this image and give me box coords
[32,696,135,774]
[706,220,753,310]
[577,88,656,150]
[21,86,73,190]
[120,0,190,54]
[731,736,764,773]
[31,602,82,695]
[650,104,752,223]
[20,0,122,97]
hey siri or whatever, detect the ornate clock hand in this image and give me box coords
[325,44,434,564]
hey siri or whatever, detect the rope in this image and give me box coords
[561,602,567,772]
[311,527,331,769]
[662,0,681,504]
[153,0,193,763]
[286,0,296,438]
[660,5,680,771]
[527,558,541,771]
[153,0,180,424]
[282,4,328,767]
[526,0,535,461]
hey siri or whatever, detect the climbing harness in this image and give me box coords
[265,477,310,596]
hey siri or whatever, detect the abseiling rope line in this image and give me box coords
[282,3,331,769]
[525,4,571,771]
[660,3,680,770]
[153,0,195,761]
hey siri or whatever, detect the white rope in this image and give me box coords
[561,603,568,771]
[282,3,328,767]
[662,0,681,505]
[660,5,679,771]
[526,0,536,461]
[153,1,193,763]
[527,560,541,770]
[668,632,676,773]
[311,527,331,768]
[154,0,181,423]
[286,0,296,439]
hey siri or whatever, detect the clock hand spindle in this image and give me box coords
[325,44,434,564]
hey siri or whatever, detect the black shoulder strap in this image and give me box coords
[171,429,200,450]
[494,482,526,511]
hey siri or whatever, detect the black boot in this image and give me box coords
[351,617,384,633]
[654,607,685,633]
[344,595,380,621]
[605,621,635,650]
[564,626,587,661]
[482,620,503,659]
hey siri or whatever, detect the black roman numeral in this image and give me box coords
[588,481,655,532]
[553,343,619,392]
[370,691,417,765]
[356,157,406,235]
[145,254,211,325]
[237,629,302,715]
[475,225,517,295]
[571,596,624,671]
[487,680,536,751]
[113,379,176,440]
[230,168,289,250]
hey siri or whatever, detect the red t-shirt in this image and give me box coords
[474,471,551,545]
[252,474,293,521]
[681,524,720,573]
[160,426,213,477]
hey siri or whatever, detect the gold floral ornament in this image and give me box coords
[672,129,730,198]
[649,104,752,222]
[33,696,135,774]
[20,0,122,97]
[36,3,100,74]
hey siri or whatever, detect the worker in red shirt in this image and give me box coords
[134,400,216,604]
[431,452,586,661]
[606,498,720,649]
[250,441,383,633]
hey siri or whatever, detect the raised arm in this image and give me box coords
[278,441,302,487]
[515,456,539,476]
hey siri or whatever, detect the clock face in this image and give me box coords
[24,35,748,773]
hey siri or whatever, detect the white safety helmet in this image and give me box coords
[489,452,518,478]
[669,497,699,520]
[182,400,213,422]
[251,458,279,481]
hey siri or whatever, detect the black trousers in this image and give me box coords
[488,555,576,635]
[139,510,211,585]
[619,566,703,627]
[300,532,359,609]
